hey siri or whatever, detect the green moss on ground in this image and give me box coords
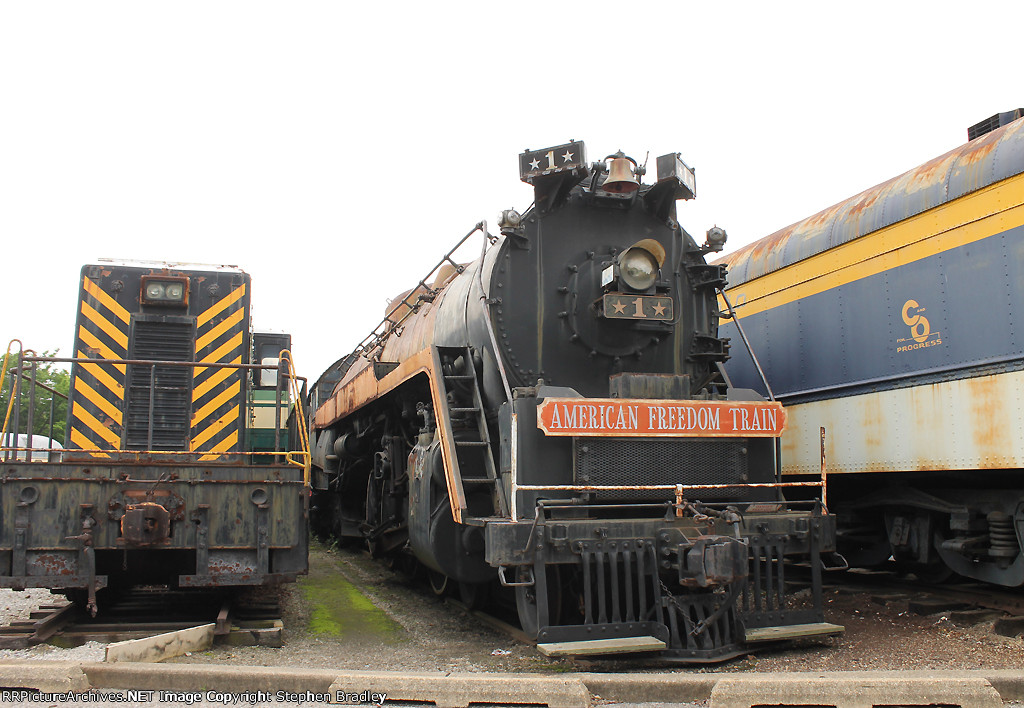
[300,572,404,642]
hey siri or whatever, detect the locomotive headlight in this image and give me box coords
[619,249,659,290]
[141,276,189,305]
[617,239,667,292]
[145,282,166,300]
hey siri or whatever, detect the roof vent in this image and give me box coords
[968,109,1024,141]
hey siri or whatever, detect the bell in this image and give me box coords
[602,156,639,194]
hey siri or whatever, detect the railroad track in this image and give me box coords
[0,587,284,650]
[826,568,1024,617]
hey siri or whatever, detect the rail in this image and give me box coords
[1,349,308,471]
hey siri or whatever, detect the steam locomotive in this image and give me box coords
[310,142,841,661]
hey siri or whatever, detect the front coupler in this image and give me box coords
[485,502,836,662]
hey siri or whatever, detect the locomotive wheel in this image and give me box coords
[428,570,450,596]
[515,566,561,639]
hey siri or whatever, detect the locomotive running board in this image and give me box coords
[537,635,666,657]
[743,621,844,643]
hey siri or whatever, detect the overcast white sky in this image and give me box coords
[2,1,1021,379]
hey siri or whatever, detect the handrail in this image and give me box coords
[1,339,23,439]
[280,349,310,486]
[512,476,830,520]
[1,351,308,467]
[345,222,491,364]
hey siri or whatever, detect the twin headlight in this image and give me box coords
[141,276,189,306]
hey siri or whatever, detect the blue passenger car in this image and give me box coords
[718,111,1024,586]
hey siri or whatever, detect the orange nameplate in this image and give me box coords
[536,398,786,438]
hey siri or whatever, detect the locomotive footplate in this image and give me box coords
[484,506,840,661]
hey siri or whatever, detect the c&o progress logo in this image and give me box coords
[896,299,943,353]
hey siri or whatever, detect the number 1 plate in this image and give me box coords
[603,293,673,321]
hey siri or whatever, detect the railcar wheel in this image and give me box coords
[428,570,450,596]
[515,566,561,639]
[893,525,956,583]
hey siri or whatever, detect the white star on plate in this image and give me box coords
[529,158,540,170]
[561,151,574,163]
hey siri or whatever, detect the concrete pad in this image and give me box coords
[105,623,214,663]
[578,672,718,704]
[81,664,589,706]
[81,663,340,693]
[0,661,89,692]
[6,662,1018,707]
[328,672,590,708]
[710,672,1001,708]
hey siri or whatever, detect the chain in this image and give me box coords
[658,576,738,639]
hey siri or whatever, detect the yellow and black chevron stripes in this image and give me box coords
[191,283,248,455]
[69,276,131,452]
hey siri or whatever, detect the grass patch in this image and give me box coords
[300,573,404,641]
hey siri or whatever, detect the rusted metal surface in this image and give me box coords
[28,552,77,577]
[206,553,258,578]
[314,331,439,429]
[1,466,305,586]
[718,117,1024,286]
[1,339,309,596]
[312,225,491,431]
[109,489,185,523]
[780,369,1024,476]
[315,223,481,394]
[121,502,171,546]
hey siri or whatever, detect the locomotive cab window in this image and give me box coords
[253,332,291,390]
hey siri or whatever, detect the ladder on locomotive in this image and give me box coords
[434,346,509,521]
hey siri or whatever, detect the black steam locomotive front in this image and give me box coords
[461,143,838,659]
[311,140,840,662]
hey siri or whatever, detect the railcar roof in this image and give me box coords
[716,117,1024,286]
[92,258,247,274]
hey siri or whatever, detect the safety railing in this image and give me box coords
[280,349,311,486]
[511,477,829,520]
[347,222,493,364]
[1,340,67,462]
[1,345,310,479]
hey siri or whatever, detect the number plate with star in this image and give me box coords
[519,141,586,183]
[603,293,674,321]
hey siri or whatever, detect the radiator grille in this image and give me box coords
[573,437,749,501]
[125,321,194,450]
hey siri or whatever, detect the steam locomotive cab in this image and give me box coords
[311,141,840,661]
